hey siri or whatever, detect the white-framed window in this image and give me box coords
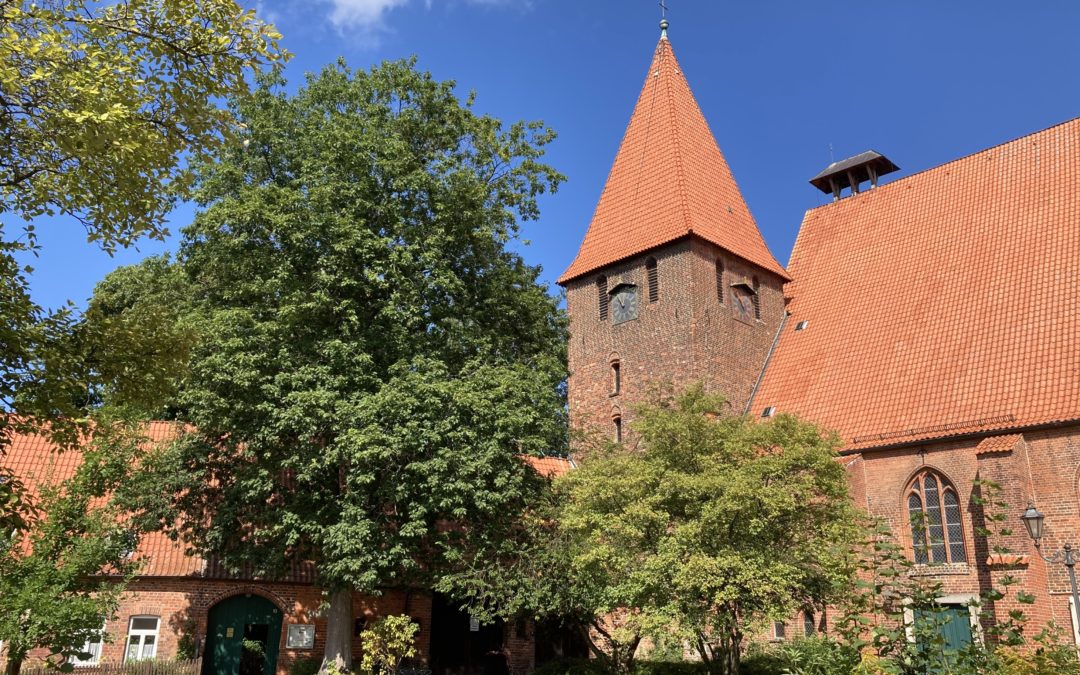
[125,616,160,661]
[71,624,106,667]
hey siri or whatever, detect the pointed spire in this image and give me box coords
[558,37,789,284]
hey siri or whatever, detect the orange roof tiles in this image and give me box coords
[558,37,788,284]
[3,425,575,579]
[2,422,202,577]
[974,433,1025,456]
[751,118,1080,451]
[521,455,575,478]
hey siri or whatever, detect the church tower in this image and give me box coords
[558,22,789,447]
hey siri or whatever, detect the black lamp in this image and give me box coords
[1021,503,1046,544]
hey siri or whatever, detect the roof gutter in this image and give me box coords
[837,416,1080,456]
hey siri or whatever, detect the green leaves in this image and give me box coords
[485,384,862,674]
[119,59,568,598]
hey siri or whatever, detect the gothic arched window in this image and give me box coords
[906,470,967,564]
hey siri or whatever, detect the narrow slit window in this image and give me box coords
[597,275,608,321]
[611,361,621,395]
[752,276,761,319]
[613,416,622,444]
[803,612,815,637]
[715,259,725,304]
[646,257,659,302]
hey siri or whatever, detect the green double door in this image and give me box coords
[204,595,283,675]
[915,604,973,671]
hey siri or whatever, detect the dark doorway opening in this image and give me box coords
[240,623,270,675]
[534,619,589,667]
[428,594,506,675]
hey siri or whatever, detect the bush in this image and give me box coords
[359,615,419,675]
[289,657,322,675]
[774,636,860,675]
[740,647,787,675]
[632,662,706,675]
[531,658,609,675]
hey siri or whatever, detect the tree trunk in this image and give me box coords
[320,588,354,674]
[4,656,23,675]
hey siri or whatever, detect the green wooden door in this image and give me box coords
[938,605,973,654]
[204,595,283,675]
[915,604,973,672]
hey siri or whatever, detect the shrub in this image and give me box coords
[774,636,860,675]
[289,657,322,675]
[531,658,609,675]
[359,615,419,675]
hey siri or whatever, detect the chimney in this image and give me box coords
[809,151,899,201]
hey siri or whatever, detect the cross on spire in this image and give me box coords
[659,0,669,38]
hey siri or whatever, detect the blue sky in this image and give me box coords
[25,0,1080,311]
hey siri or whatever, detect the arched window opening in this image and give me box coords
[597,275,608,321]
[752,276,761,319]
[613,415,623,444]
[907,470,967,564]
[715,259,725,304]
[803,611,815,637]
[611,360,621,396]
[646,257,659,302]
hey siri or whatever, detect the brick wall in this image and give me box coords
[564,237,785,452]
[854,425,1080,638]
[7,580,432,675]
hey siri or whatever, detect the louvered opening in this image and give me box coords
[752,276,761,319]
[645,257,659,302]
[715,259,725,304]
[597,275,608,321]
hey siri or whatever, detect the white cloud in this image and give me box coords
[326,0,410,31]
[323,0,528,37]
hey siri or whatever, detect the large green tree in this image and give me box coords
[0,0,285,530]
[120,60,568,672]
[0,1,284,668]
[462,386,862,675]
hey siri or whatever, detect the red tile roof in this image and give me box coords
[3,426,575,579]
[558,37,788,284]
[751,118,1080,451]
[522,455,575,478]
[2,422,202,577]
[974,433,1025,456]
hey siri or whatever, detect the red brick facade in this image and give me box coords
[565,239,785,447]
[4,579,547,674]
[843,425,1080,637]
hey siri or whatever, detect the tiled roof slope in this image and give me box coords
[558,36,788,284]
[522,455,574,478]
[752,118,1080,451]
[2,422,201,577]
[2,425,573,578]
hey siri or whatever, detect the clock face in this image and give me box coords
[731,286,754,323]
[611,285,639,324]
